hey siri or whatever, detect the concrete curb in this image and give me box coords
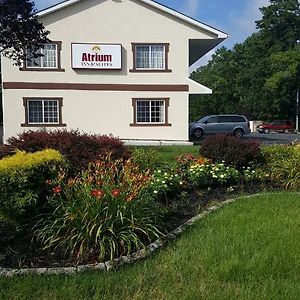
[0,193,261,277]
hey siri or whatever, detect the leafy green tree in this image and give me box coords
[190,0,300,122]
[256,0,300,51]
[0,0,50,65]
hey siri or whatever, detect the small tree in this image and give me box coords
[0,0,50,65]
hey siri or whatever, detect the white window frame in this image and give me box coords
[136,99,165,124]
[27,99,59,124]
[135,45,166,70]
[130,43,171,73]
[26,43,58,69]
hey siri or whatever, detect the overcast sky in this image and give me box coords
[33,0,270,68]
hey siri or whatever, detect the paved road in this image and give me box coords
[191,132,300,145]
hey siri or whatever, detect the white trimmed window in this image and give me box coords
[23,42,61,71]
[27,99,59,124]
[26,43,58,69]
[136,45,164,69]
[131,43,171,72]
[136,100,165,123]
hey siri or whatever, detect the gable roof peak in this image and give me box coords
[37,0,228,39]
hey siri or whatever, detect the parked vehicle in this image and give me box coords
[189,114,250,139]
[256,120,294,134]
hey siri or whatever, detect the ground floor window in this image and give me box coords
[131,98,171,127]
[22,98,66,127]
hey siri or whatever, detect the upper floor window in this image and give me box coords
[21,41,64,72]
[130,43,171,72]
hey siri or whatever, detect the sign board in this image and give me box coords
[71,43,122,70]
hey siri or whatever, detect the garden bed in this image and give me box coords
[0,131,299,271]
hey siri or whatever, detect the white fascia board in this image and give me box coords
[188,78,212,95]
[37,0,228,39]
[37,0,83,17]
[139,0,228,39]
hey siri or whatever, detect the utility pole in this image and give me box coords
[296,40,300,132]
[297,88,299,132]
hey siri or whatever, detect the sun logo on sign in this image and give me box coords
[92,45,101,52]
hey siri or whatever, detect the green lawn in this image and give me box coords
[131,145,200,167]
[1,191,299,299]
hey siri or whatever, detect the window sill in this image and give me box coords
[21,123,67,127]
[19,68,65,72]
[129,69,172,73]
[130,123,172,127]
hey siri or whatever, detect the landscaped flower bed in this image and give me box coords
[0,132,299,269]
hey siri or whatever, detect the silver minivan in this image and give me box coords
[189,114,250,138]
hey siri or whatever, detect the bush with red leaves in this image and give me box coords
[0,130,130,173]
[199,135,262,169]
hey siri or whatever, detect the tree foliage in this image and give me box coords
[0,0,50,65]
[190,0,300,123]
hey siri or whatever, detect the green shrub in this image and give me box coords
[188,162,240,187]
[0,149,64,226]
[262,144,300,188]
[0,130,130,174]
[35,155,161,263]
[131,147,162,170]
[200,135,262,169]
[148,169,183,206]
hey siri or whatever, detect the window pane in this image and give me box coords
[135,45,165,69]
[28,101,43,123]
[206,116,219,124]
[151,100,164,122]
[150,46,164,69]
[136,46,150,69]
[26,48,42,67]
[44,100,58,123]
[136,100,165,123]
[42,44,57,68]
[137,101,150,123]
[26,44,57,68]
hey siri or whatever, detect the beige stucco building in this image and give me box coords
[1,0,227,144]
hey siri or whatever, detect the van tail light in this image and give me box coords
[247,121,250,128]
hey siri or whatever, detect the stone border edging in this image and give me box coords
[0,194,260,277]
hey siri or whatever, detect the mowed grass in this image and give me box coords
[1,192,299,299]
[131,145,200,166]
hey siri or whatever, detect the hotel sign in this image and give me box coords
[71,43,122,70]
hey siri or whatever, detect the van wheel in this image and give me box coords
[233,128,244,138]
[194,128,204,138]
[283,128,290,134]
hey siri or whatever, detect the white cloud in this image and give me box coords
[229,0,270,43]
[181,0,201,18]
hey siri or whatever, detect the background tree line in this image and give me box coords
[190,0,300,123]
[0,0,299,125]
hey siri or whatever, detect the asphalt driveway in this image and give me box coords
[191,132,300,145]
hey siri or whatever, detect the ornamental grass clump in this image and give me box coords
[35,154,162,263]
[262,144,300,189]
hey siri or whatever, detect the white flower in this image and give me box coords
[154,190,158,194]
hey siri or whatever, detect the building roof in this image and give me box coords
[37,0,228,39]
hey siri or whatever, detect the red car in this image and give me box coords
[256,120,294,134]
